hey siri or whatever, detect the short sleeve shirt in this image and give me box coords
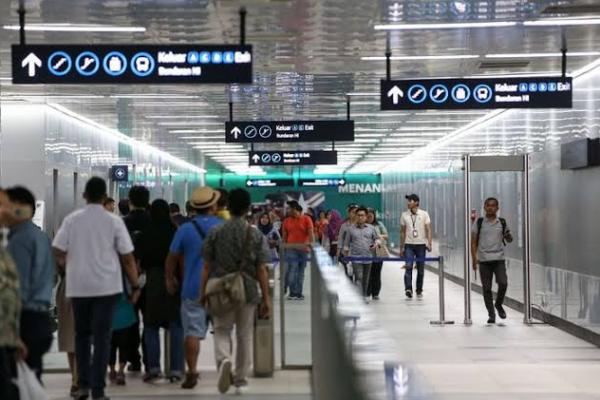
[400,209,431,245]
[53,204,134,298]
[169,215,222,300]
[282,215,314,244]
[472,218,510,262]
[203,218,270,304]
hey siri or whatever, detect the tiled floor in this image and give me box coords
[370,260,600,399]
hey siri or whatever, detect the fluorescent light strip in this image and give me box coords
[3,24,146,32]
[375,21,517,30]
[169,129,222,134]
[361,55,479,61]
[146,115,221,119]
[46,103,205,173]
[486,52,600,59]
[346,92,380,96]
[111,95,200,99]
[159,122,222,126]
[523,18,600,27]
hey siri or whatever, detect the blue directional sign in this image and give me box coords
[12,44,252,84]
[381,77,573,110]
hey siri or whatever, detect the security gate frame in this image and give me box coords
[463,154,532,325]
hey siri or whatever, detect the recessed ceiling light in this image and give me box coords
[3,24,146,32]
[361,55,479,61]
[374,21,517,30]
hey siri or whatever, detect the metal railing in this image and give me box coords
[311,246,431,400]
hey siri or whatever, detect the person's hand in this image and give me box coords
[259,299,271,319]
[426,243,432,252]
[472,257,478,271]
[16,338,28,360]
[166,278,177,296]
[130,288,141,304]
[400,249,405,257]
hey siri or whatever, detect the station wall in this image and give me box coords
[0,102,203,236]
[382,64,600,335]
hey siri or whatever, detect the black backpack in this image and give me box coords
[476,217,508,247]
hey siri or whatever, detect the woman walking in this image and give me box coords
[367,209,389,300]
[139,199,183,383]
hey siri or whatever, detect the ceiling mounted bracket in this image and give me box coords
[561,29,568,82]
[18,1,26,45]
[239,7,247,46]
[385,33,392,81]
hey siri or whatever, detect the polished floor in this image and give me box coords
[370,260,600,399]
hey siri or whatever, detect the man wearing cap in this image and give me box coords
[165,187,222,389]
[400,194,432,299]
[282,200,314,300]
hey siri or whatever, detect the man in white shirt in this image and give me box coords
[400,194,432,299]
[53,177,140,400]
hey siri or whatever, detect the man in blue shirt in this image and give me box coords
[6,186,54,381]
[165,187,222,389]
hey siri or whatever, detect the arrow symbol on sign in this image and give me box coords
[252,154,260,163]
[339,179,346,186]
[230,127,241,139]
[22,53,42,77]
[387,86,404,105]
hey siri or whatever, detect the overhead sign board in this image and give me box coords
[110,165,129,182]
[249,151,337,166]
[225,120,354,143]
[381,77,572,110]
[246,179,294,188]
[12,44,252,84]
[298,178,346,187]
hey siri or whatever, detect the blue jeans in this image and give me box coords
[144,320,184,377]
[404,244,427,293]
[72,294,119,399]
[286,249,307,297]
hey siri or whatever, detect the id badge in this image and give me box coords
[412,229,419,238]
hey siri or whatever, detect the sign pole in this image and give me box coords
[385,33,391,81]
[18,3,26,46]
[239,8,247,46]
[463,154,473,325]
[522,154,533,324]
[561,31,568,82]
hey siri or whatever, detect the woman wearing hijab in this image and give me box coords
[258,212,281,264]
[325,210,343,263]
[139,199,183,383]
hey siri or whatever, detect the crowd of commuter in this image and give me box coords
[0,175,515,399]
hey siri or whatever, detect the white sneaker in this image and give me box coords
[217,359,232,394]
[235,385,248,395]
[364,297,370,304]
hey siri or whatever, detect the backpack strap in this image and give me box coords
[190,220,206,240]
[475,217,483,248]
[499,217,507,246]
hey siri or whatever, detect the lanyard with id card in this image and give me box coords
[410,212,419,238]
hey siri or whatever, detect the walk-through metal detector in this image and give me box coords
[463,154,532,325]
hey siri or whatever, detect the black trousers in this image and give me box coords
[126,297,147,370]
[20,310,53,382]
[72,294,118,399]
[0,347,19,400]
[479,260,508,317]
[368,261,384,297]
[110,327,131,366]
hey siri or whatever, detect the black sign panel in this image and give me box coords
[298,178,346,187]
[249,151,337,166]
[246,179,294,188]
[12,44,252,84]
[225,121,354,143]
[381,77,572,110]
[111,165,129,182]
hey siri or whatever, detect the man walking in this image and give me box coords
[282,200,314,300]
[201,188,271,395]
[53,177,140,400]
[337,204,358,279]
[341,206,380,303]
[400,194,432,299]
[6,186,54,381]
[471,197,513,324]
[165,187,222,389]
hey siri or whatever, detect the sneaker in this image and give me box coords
[487,316,496,324]
[181,372,199,389]
[234,379,248,396]
[372,296,380,301]
[287,295,296,300]
[108,371,117,383]
[70,384,79,397]
[115,372,126,386]
[217,359,232,394]
[75,388,89,400]
[417,292,423,299]
[495,304,507,319]
[405,290,413,298]
[364,296,370,304]
[127,362,142,372]
[297,295,305,301]
[168,375,182,384]
[143,372,161,383]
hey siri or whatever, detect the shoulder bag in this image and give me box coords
[204,225,252,317]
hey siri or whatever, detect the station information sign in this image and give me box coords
[381,77,572,110]
[298,178,346,187]
[12,44,252,84]
[249,150,337,166]
[246,179,294,188]
[110,165,129,182]
[225,120,354,143]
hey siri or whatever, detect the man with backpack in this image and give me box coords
[165,187,222,389]
[471,197,513,324]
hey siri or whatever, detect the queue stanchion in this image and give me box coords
[430,256,454,326]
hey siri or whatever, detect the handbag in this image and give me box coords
[375,244,390,258]
[204,226,252,317]
[13,360,49,400]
